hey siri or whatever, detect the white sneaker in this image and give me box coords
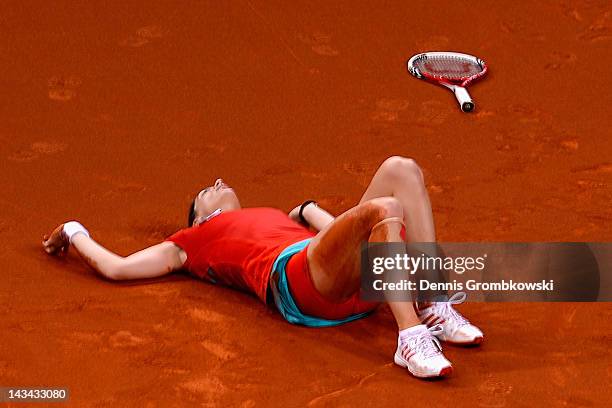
[416,292,484,345]
[394,324,453,378]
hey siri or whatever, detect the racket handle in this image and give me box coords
[453,86,474,112]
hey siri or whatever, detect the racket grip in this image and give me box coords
[453,86,474,112]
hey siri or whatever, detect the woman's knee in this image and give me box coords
[380,156,424,184]
[366,196,403,219]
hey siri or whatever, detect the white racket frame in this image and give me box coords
[407,51,487,113]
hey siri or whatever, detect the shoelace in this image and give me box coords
[431,291,470,327]
[402,324,444,359]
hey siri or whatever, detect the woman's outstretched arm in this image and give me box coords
[42,222,186,281]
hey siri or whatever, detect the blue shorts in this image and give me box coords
[269,238,374,327]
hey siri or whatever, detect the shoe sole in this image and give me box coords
[394,353,453,378]
[443,336,484,346]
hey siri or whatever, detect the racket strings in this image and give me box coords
[415,57,482,80]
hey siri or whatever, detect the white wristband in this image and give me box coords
[63,221,90,243]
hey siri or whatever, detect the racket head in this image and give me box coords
[407,51,487,87]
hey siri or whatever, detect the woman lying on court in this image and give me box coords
[42,156,483,379]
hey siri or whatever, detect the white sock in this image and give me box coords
[399,324,428,340]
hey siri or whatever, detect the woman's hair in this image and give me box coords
[187,199,196,227]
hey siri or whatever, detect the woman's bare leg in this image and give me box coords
[357,157,484,346]
[305,160,458,378]
[307,197,421,330]
[368,218,422,329]
[359,156,445,305]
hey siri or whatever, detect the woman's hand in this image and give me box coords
[42,224,69,255]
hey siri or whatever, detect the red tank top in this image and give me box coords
[165,207,315,303]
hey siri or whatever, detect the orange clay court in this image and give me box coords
[1,1,611,406]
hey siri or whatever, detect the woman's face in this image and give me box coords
[194,178,241,222]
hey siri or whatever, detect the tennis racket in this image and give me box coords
[407,51,488,112]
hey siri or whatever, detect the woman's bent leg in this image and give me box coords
[307,197,420,329]
[307,193,454,378]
